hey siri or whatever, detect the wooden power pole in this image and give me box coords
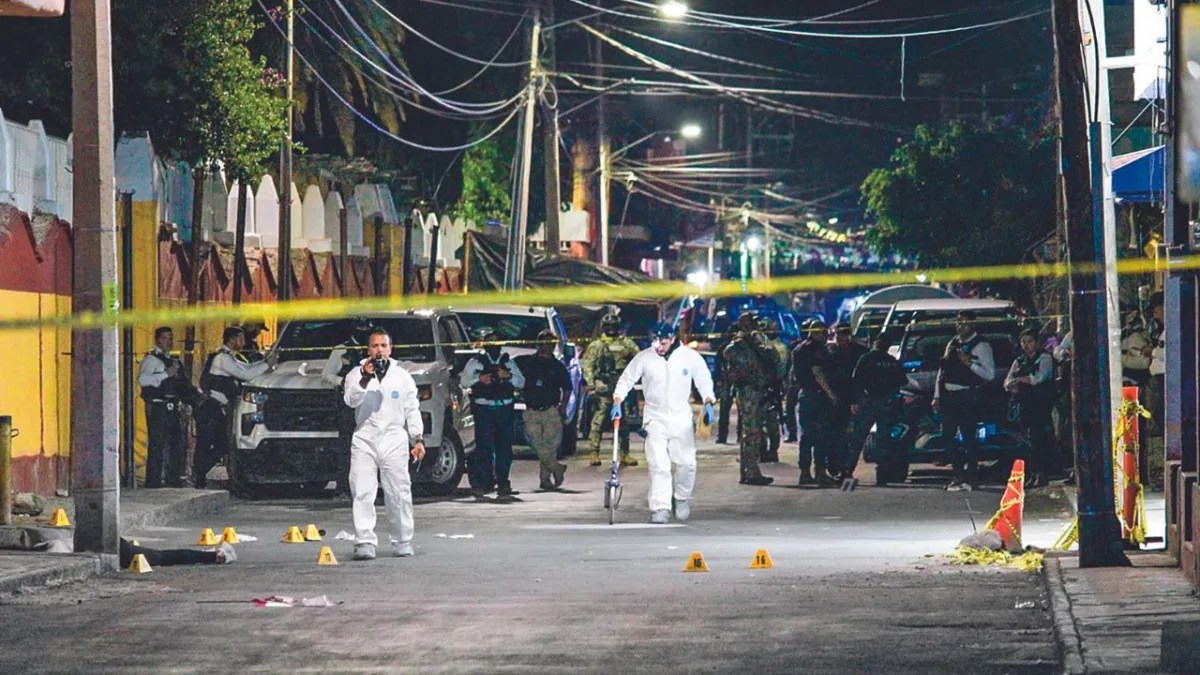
[1052,0,1129,567]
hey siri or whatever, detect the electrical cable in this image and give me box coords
[328,0,525,112]
[413,0,528,19]
[569,0,1048,40]
[360,0,530,67]
[255,0,526,152]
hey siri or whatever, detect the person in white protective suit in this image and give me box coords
[612,322,716,524]
[343,328,427,561]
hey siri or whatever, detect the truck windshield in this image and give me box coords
[458,312,547,343]
[275,317,437,363]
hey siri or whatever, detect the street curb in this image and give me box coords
[0,553,101,596]
[1044,555,1086,675]
[120,490,230,530]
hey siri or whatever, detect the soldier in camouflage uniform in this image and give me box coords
[721,314,778,486]
[582,314,641,466]
[758,317,790,463]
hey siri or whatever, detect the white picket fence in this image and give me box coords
[0,108,484,268]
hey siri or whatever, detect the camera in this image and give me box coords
[371,357,388,378]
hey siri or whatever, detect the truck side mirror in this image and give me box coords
[563,343,577,361]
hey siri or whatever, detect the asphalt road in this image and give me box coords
[0,441,1071,674]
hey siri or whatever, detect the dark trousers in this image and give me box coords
[471,404,515,491]
[119,538,218,569]
[1018,406,1054,478]
[193,399,228,490]
[784,387,799,441]
[717,384,733,443]
[797,391,836,472]
[940,389,982,484]
[145,402,186,488]
[845,395,899,471]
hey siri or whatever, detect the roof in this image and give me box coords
[858,284,956,307]
[453,305,552,316]
[889,298,1014,312]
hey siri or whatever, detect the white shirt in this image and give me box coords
[1004,352,1053,391]
[343,358,424,444]
[137,347,173,390]
[207,346,272,405]
[940,332,996,393]
[613,344,715,425]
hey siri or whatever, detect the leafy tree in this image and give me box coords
[860,121,1055,268]
[454,133,512,224]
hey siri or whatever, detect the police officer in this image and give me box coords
[782,320,811,444]
[581,314,639,466]
[758,316,790,463]
[828,323,869,480]
[791,321,839,487]
[194,326,276,489]
[845,335,908,485]
[934,310,997,492]
[515,330,571,491]
[137,326,191,488]
[461,326,525,498]
[721,314,777,486]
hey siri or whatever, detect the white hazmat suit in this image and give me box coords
[613,343,715,513]
[343,359,424,549]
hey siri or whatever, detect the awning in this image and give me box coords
[1112,145,1164,204]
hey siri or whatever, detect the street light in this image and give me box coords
[745,235,763,252]
[660,1,689,19]
[601,123,702,266]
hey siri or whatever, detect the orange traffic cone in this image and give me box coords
[986,459,1025,552]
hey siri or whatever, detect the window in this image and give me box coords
[458,312,547,343]
[275,316,437,363]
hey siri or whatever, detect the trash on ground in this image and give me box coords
[249,595,342,608]
[1014,600,1037,609]
[334,531,355,541]
[958,530,1004,552]
[947,546,1045,572]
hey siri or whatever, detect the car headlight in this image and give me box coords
[417,385,433,401]
[243,390,269,405]
[241,412,264,436]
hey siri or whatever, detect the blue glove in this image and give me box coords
[610,402,623,420]
[703,403,715,425]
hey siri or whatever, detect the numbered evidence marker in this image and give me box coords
[683,551,709,572]
[749,549,774,569]
[317,546,339,566]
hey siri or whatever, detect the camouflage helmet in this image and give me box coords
[757,315,777,333]
[736,313,758,333]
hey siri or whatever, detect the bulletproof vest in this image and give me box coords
[941,334,987,388]
[1012,353,1054,401]
[471,353,515,401]
[140,351,181,401]
[199,350,243,402]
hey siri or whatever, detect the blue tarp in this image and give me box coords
[1112,145,1164,203]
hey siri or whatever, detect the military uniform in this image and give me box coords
[721,325,780,485]
[582,333,640,465]
[762,331,790,462]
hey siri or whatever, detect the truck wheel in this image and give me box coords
[226,450,268,500]
[422,429,465,497]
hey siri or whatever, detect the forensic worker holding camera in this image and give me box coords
[343,328,426,561]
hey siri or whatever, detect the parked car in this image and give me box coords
[229,309,476,498]
[454,305,586,457]
[861,312,1030,485]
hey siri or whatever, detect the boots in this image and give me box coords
[815,464,837,488]
[587,452,602,467]
[619,454,639,467]
[797,469,816,486]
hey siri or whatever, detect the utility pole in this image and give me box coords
[1165,0,1198,528]
[505,4,541,290]
[278,0,294,301]
[1052,0,1129,567]
[541,0,561,255]
[596,0,611,266]
[71,0,120,561]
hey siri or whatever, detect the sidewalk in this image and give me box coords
[0,488,228,595]
[1046,551,1200,674]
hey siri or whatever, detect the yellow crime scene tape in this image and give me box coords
[4,254,1195,334]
